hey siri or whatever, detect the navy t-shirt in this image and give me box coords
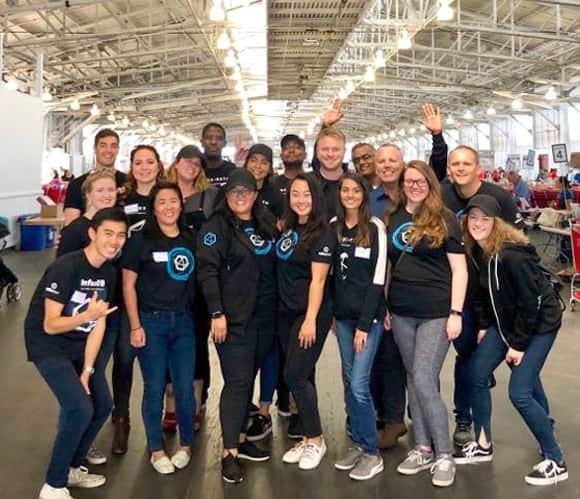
[276,224,336,313]
[121,231,196,312]
[25,250,117,362]
[387,207,464,318]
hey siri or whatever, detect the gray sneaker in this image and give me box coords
[349,454,384,481]
[397,449,434,475]
[85,447,107,465]
[431,455,456,487]
[335,447,364,470]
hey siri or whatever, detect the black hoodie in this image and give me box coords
[472,243,562,350]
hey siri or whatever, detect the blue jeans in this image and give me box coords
[138,310,196,451]
[335,319,382,454]
[470,326,562,462]
[35,356,112,488]
[452,304,477,425]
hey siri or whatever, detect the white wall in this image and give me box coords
[0,87,44,246]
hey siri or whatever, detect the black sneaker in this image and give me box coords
[222,454,244,484]
[453,422,472,447]
[287,414,303,440]
[238,440,270,462]
[525,459,568,486]
[246,414,273,442]
[453,441,493,464]
[248,402,260,417]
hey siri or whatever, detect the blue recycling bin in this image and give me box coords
[18,214,47,251]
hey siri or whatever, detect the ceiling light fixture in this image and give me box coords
[486,106,497,116]
[107,112,115,122]
[463,109,474,120]
[209,1,225,22]
[41,89,53,102]
[224,50,237,68]
[122,116,130,127]
[374,49,386,68]
[436,0,455,21]
[446,114,455,125]
[511,97,523,110]
[397,30,413,50]
[217,31,231,50]
[5,77,18,91]
[364,66,375,83]
[70,99,80,111]
[545,86,558,101]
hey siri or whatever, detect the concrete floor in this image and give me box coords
[1,232,579,499]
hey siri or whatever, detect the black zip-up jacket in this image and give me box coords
[197,210,261,335]
[331,217,388,332]
[472,243,562,350]
[258,180,284,219]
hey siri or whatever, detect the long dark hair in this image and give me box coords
[216,191,277,241]
[143,181,191,243]
[281,173,326,247]
[121,145,164,202]
[335,173,372,247]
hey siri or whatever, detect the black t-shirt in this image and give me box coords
[259,181,284,219]
[122,191,150,235]
[204,160,236,188]
[240,220,277,310]
[121,231,196,312]
[387,207,464,318]
[64,170,127,212]
[56,216,91,258]
[25,251,117,362]
[276,224,336,313]
[442,181,518,223]
[272,174,294,213]
[312,171,341,220]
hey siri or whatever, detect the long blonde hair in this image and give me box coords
[463,215,528,257]
[166,160,210,193]
[398,160,449,248]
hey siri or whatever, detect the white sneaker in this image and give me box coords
[282,441,306,464]
[39,483,74,499]
[171,450,191,470]
[298,440,327,470]
[85,447,107,465]
[150,455,175,475]
[67,466,106,488]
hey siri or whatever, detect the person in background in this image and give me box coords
[556,176,572,211]
[455,194,568,486]
[507,171,531,204]
[63,129,126,226]
[200,123,236,188]
[26,208,127,499]
[388,160,467,488]
[166,144,217,432]
[273,135,307,206]
[332,173,387,481]
[351,143,379,189]
[277,173,336,471]
[122,183,197,475]
[244,144,284,219]
[197,169,275,483]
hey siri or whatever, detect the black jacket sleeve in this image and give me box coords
[503,253,542,350]
[429,133,448,182]
[356,219,388,332]
[196,216,228,315]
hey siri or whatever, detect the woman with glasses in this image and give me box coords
[197,169,277,483]
[387,160,467,488]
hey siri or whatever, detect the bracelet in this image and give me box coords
[449,309,463,317]
[130,325,142,331]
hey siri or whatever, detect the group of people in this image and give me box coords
[26,102,568,499]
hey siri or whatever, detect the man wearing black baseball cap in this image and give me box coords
[272,134,306,206]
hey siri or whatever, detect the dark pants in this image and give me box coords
[452,305,478,425]
[279,305,333,438]
[470,326,562,462]
[252,312,278,404]
[370,329,407,424]
[111,314,137,419]
[0,258,18,284]
[35,356,112,488]
[193,291,211,404]
[137,311,196,451]
[215,317,259,449]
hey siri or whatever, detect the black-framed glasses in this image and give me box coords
[403,179,428,188]
[352,153,373,165]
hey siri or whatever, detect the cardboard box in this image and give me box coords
[40,204,64,218]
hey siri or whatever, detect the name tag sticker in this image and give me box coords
[354,247,371,259]
[71,290,88,303]
[124,203,139,214]
[153,251,169,263]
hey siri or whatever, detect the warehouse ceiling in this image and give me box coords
[1,0,579,148]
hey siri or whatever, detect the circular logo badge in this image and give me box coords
[392,222,414,253]
[276,230,299,261]
[244,227,273,256]
[166,247,195,281]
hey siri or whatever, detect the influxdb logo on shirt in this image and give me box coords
[80,278,106,288]
[45,282,60,295]
[167,247,195,281]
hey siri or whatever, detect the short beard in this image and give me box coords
[283,160,303,170]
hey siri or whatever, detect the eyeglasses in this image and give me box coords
[227,187,254,197]
[403,179,428,188]
[352,153,373,165]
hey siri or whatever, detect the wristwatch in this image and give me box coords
[449,309,463,317]
[83,366,95,375]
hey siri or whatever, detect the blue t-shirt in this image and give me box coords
[369,188,393,218]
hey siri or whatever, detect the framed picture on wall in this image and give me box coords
[552,143,568,163]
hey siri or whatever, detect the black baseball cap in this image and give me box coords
[281,134,305,150]
[176,145,207,169]
[245,144,273,166]
[466,194,501,217]
[224,168,257,193]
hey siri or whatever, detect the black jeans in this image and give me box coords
[370,329,407,424]
[194,291,211,404]
[35,356,112,488]
[112,314,137,419]
[215,317,259,449]
[279,304,333,438]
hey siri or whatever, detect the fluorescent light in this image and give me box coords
[437,0,454,21]
[486,106,496,116]
[209,2,225,22]
[511,97,523,110]
[70,99,80,111]
[389,130,396,138]
[409,127,416,134]
[545,86,558,101]
[231,66,242,81]
[217,31,230,50]
[374,49,385,68]
[159,126,166,136]
[224,50,236,68]
[142,119,150,129]
[107,112,115,122]
[41,89,53,102]
[5,78,18,91]
[345,79,356,93]
[364,66,375,82]
[122,116,130,127]
[338,88,348,100]
[446,114,455,125]
[399,129,406,136]
[299,131,305,139]
[397,30,412,50]
[463,109,474,120]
